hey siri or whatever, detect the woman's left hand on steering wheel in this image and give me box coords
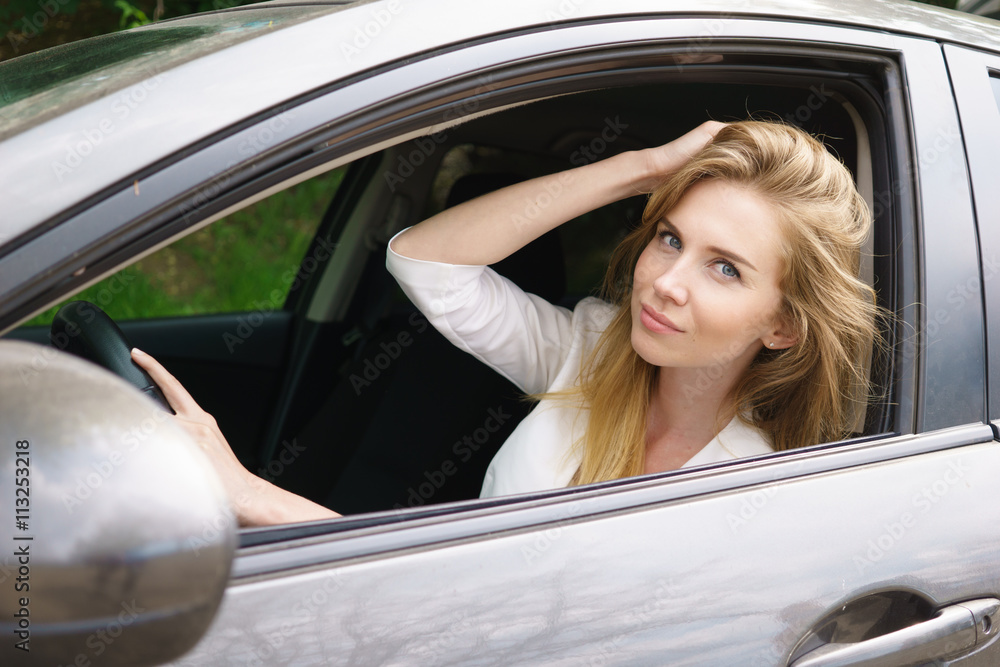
[131,348,339,525]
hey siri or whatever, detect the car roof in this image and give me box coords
[0,0,995,247]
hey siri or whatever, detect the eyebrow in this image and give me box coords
[661,218,759,273]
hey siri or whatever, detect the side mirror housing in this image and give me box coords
[0,341,235,666]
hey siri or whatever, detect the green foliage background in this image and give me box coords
[0,0,964,63]
[0,0,263,61]
[23,167,345,325]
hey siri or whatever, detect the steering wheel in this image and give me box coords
[50,301,174,413]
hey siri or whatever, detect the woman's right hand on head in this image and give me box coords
[634,121,726,193]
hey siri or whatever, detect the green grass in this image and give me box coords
[25,167,345,326]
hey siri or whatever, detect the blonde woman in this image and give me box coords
[134,119,880,522]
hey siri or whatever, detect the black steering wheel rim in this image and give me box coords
[50,300,173,412]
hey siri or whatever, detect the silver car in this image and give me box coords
[3,0,1000,664]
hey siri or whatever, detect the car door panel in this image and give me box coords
[171,434,1000,666]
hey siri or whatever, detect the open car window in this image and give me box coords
[243,76,898,522]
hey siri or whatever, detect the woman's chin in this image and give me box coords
[630,328,669,367]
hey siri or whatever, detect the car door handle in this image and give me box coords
[789,598,1000,667]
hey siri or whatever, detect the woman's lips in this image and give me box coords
[640,305,683,334]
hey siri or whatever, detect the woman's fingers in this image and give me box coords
[130,348,203,416]
[665,120,726,163]
[638,121,727,192]
[672,120,726,159]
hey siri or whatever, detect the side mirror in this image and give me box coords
[0,340,235,666]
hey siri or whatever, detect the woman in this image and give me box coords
[133,119,881,524]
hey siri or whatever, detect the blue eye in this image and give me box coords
[720,262,740,279]
[659,231,681,250]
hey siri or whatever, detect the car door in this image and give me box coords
[147,15,1000,667]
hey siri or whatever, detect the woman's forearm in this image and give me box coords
[237,477,341,526]
[390,121,725,266]
[391,149,653,265]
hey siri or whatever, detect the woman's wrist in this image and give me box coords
[625,146,678,195]
[233,473,340,526]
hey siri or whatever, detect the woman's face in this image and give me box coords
[631,178,790,377]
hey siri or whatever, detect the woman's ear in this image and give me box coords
[763,312,799,350]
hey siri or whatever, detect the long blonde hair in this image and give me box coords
[569,120,882,486]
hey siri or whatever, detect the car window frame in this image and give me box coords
[943,44,1000,425]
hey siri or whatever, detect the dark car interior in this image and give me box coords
[7,70,898,518]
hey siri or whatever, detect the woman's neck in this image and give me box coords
[643,365,740,473]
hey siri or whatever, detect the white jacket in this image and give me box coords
[386,233,774,498]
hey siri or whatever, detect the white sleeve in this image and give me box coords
[386,231,575,395]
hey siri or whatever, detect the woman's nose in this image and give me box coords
[652,261,690,306]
